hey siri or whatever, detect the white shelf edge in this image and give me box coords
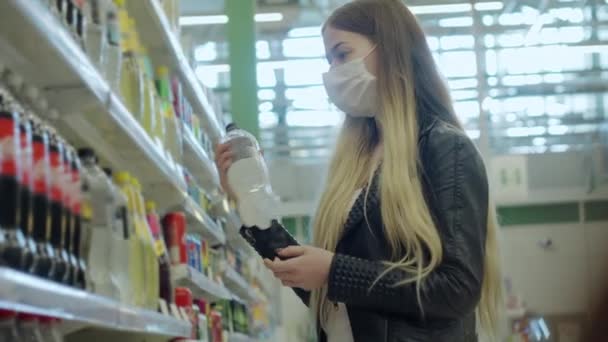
[171,264,231,301]
[229,332,255,342]
[0,267,190,338]
[140,0,223,143]
[224,267,258,303]
[182,123,222,192]
[184,197,226,245]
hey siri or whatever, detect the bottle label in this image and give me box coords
[0,116,21,177]
[32,138,50,196]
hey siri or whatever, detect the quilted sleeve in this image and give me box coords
[326,126,489,319]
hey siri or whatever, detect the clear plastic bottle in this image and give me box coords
[222,123,277,228]
[83,0,107,71]
[105,168,132,305]
[16,314,44,342]
[104,0,122,93]
[38,317,63,342]
[78,148,118,299]
[0,310,20,341]
[113,171,145,307]
[131,178,159,310]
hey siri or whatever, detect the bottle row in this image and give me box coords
[0,311,64,342]
[38,0,216,170]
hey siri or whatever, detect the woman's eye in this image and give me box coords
[337,52,348,61]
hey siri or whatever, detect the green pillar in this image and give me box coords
[226,0,259,138]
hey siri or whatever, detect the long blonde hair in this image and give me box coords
[312,0,502,337]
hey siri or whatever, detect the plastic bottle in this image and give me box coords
[113,171,145,307]
[222,123,277,228]
[0,94,28,270]
[0,310,20,341]
[83,0,107,71]
[135,42,158,142]
[131,178,159,310]
[16,314,44,342]
[78,148,118,299]
[146,201,173,305]
[116,1,143,121]
[105,168,132,305]
[47,130,70,284]
[155,66,183,164]
[38,317,64,342]
[30,119,56,279]
[103,0,122,93]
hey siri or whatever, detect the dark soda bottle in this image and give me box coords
[61,146,77,287]
[30,119,56,278]
[18,113,38,271]
[0,93,27,270]
[68,149,86,289]
[48,130,70,284]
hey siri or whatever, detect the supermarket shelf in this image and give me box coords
[182,124,222,194]
[126,0,223,143]
[0,267,190,338]
[0,0,189,211]
[229,332,256,342]
[223,267,258,303]
[183,196,226,246]
[171,265,231,302]
[224,212,255,255]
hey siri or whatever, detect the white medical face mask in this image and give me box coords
[322,46,377,117]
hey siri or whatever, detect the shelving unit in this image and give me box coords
[223,267,259,303]
[171,265,231,302]
[183,196,227,246]
[0,267,190,338]
[228,332,256,342]
[125,0,223,144]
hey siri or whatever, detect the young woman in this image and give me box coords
[216,0,502,341]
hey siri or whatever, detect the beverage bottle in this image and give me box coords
[113,171,145,307]
[61,147,78,287]
[146,201,173,306]
[161,212,187,266]
[0,310,20,341]
[78,148,118,298]
[38,317,64,342]
[222,123,299,260]
[18,113,37,272]
[47,130,70,284]
[66,0,87,48]
[131,178,159,310]
[105,168,132,304]
[16,314,44,342]
[103,0,122,93]
[83,0,107,71]
[138,46,158,142]
[30,119,56,279]
[155,66,183,164]
[69,149,87,289]
[115,1,143,121]
[0,91,27,270]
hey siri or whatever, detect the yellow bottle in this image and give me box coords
[113,171,145,307]
[130,23,156,138]
[116,1,143,120]
[155,66,182,164]
[132,178,160,310]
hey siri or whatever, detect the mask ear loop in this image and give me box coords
[362,45,378,61]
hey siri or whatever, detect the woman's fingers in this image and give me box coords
[265,257,298,274]
[277,246,306,258]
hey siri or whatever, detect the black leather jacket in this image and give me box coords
[294,119,489,342]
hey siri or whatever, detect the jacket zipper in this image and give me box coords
[384,318,389,342]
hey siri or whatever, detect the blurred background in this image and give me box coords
[180,0,608,341]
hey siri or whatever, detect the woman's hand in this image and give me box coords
[264,246,334,290]
[214,142,236,200]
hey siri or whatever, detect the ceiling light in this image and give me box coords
[409,4,472,15]
[474,2,504,11]
[288,26,322,38]
[180,15,228,26]
[254,13,284,23]
[179,12,283,26]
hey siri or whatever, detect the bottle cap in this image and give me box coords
[132,178,142,190]
[146,201,156,212]
[77,147,97,162]
[226,123,238,132]
[114,171,130,184]
[157,66,170,77]
[0,309,16,319]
